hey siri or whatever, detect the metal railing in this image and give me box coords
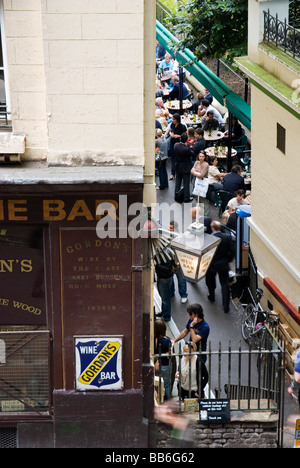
[264,9,300,62]
[153,336,285,409]
[156,0,172,26]
[0,330,51,416]
[153,327,286,445]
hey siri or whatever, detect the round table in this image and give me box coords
[204,130,224,141]
[167,100,192,112]
[181,114,202,126]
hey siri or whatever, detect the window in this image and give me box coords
[276,123,286,154]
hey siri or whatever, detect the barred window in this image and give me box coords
[277,123,286,154]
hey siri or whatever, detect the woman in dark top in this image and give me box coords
[154,319,172,399]
[166,113,187,180]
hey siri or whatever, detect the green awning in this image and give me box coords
[224,93,251,130]
[156,20,251,130]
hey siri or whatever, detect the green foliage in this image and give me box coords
[165,0,248,62]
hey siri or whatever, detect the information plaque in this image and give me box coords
[199,399,230,423]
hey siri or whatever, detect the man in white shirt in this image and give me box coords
[200,99,224,127]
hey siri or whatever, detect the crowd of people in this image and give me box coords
[153,44,252,406]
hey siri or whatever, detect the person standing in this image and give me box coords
[169,220,188,304]
[205,220,234,313]
[172,304,209,398]
[288,347,300,409]
[155,251,177,322]
[190,151,210,215]
[174,133,194,203]
[165,113,186,180]
[154,318,173,400]
[155,129,169,190]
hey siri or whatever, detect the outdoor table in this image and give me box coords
[181,114,202,126]
[206,146,237,159]
[242,171,251,187]
[167,99,192,112]
[159,71,173,82]
[204,130,224,141]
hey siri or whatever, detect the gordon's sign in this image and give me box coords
[75,337,123,391]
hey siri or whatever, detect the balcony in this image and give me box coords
[263,9,300,62]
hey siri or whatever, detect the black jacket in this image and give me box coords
[174,142,193,173]
[222,173,245,194]
[210,231,234,269]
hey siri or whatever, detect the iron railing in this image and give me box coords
[0,330,51,416]
[264,9,300,62]
[153,328,286,445]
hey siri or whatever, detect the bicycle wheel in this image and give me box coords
[241,304,256,343]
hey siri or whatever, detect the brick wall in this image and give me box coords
[157,412,278,449]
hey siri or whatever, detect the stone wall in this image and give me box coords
[157,411,279,449]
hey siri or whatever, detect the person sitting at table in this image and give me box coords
[222,165,245,194]
[223,116,243,144]
[222,189,250,224]
[174,133,194,203]
[156,109,168,133]
[191,151,210,216]
[168,75,190,101]
[227,189,249,214]
[192,92,204,114]
[200,99,225,128]
[207,155,227,201]
[155,97,171,121]
[165,113,187,180]
[192,128,207,160]
[155,79,164,98]
[187,127,195,143]
[158,52,175,74]
[202,111,219,132]
[203,88,213,104]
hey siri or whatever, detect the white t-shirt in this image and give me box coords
[208,165,221,184]
[228,197,248,212]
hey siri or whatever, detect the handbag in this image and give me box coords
[192,177,209,198]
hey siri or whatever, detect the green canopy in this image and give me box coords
[156,20,251,130]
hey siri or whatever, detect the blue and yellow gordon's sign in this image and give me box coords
[75,337,123,390]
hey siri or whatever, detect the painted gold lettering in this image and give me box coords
[43,200,66,221]
[67,200,94,221]
[20,259,33,273]
[8,200,28,221]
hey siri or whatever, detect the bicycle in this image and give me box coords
[241,288,280,348]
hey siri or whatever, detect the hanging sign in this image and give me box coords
[75,336,123,391]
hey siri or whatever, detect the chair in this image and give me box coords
[217,190,234,216]
[234,133,248,155]
[185,92,194,101]
[240,150,251,170]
